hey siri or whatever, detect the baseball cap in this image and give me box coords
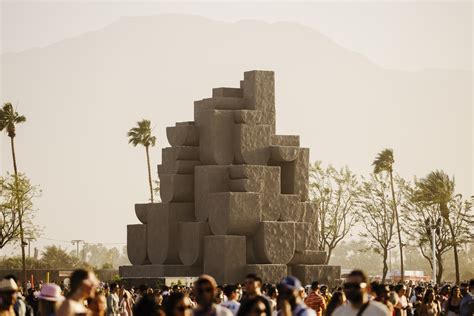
[280,276,302,291]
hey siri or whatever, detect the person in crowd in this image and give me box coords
[319,285,331,305]
[220,285,240,316]
[106,283,120,316]
[119,286,133,316]
[373,283,394,313]
[459,279,474,316]
[25,288,38,316]
[192,275,232,316]
[133,294,161,316]
[265,286,277,313]
[240,274,271,316]
[38,284,65,316]
[324,291,344,316]
[446,286,461,316]
[419,289,441,316]
[332,269,390,316]
[0,278,18,316]
[154,290,164,307]
[236,297,270,316]
[57,269,99,316]
[88,291,107,316]
[304,281,325,316]
[4,275,33,316]
[163,292,192,316]
[394,284,411,316]
[439,286,451,313]
[409,286,424,316]
[276,276,315,316]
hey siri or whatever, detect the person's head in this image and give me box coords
[38,283,64,316]
[414,286,424,296]
[460,283,468,296]
[394,284,406,297]
[423,288,435,304]
[343,270,369,306]
[0,278,18,311]
[310,281,319,292]
[374,284,390,302]
[325,291,345,316]
[244,274,262,296]
[193,275,217,308]
[277,276,303,310]
[450,286,460,298]
[134,293,159,316]
[223,285,238,301]
[237,296,268,316]
[266,286,278,300]
[109,283,119,294]
[163,292,192,316]
[154,291,163,306]
[69,269,98,300]
[320,285,328,295]
[88,291,106,316]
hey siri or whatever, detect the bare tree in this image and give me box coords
[357,173,402,282]
[309,161,359,264]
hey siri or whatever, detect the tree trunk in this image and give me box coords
[446,220,460,284]
[10,136,27,288]
[325,246,333,265]
[436,253,443,283]
[389,171,404,282]
[382,249,389,283]
[145,146,154,203]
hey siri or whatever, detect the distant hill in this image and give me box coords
[1,14,471,244]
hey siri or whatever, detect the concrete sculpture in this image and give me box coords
[120,70,341,285]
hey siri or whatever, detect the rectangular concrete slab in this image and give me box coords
[166,125,199,147]
[233,110,262,125]
[194,165,230,221]
[229,165,265,180]
[271,135,300,147]
[234,124,271,165]
[279,195,304,222]
[247,265,288,284]
[203,235,246,285]
[290,265,341,286]
[159,174,194,202]
[229,178,263,192]
[158,160,201,176]
[162,146,200,164]
[212,87,243,98]
[178,222,210,267]
[289,251,327,265]
[253,221,295,264]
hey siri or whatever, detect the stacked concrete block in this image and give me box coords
[122,71,340,285]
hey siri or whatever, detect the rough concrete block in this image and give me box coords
[194,165,230,221]
[213,87,243,98]
[229,165,265,180]
[162,146,199,164]
[279,195,304,222]
[246,237,257,264]
[159,174,194,202]
[233,110,262,125]
[289,251,327,265]
[127,224,149,265]
[166,125,199,147]
[208,192,261,236]
[229,178,263,192]
[158,160,200,176]
[197,110,235,165]
[295,222,315,252]
[242,70,276,134]
[234,124,271,165]
[204,235,246,285]
[294,148,310,201]
[261,166,282,221]
[147,203,195,264]
[175,121,195,127]
[303,202,318,224]
[247,265,288,283]
[194,97,246,113]
[290,265,341,286]
[271,135,300,147]
[119,265,202,278]
[270,146,300,162]
[178,222,210,266]
[253,221,295,264]
[134,204,149,224]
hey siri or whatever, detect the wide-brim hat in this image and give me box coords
[0,278,18,292]
[38,284,65,302]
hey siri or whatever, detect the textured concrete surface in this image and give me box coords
[203,235,246,284]
[229,178,263,192]
[166,125,200,147]
[261,166,282,221]
[234,124,271,165]
[120,265,202,278]
[159,174,194,202]
[271,135,300,147]
[212,87,244,98]
[253,221,295,264]
[178,222,210,266]
[194,165,230,221]
[290,265,341,286]
[127,224,149,265]
[289,250,327,265]
[147,203,195,264]
[158,160,201,175]
[270,146,300,162]
[246,264,288,283]
[233,110,262,125]
[208,192,262,236]
[279,195,304,222]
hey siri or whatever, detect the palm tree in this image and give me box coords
[413,170,459,283]
[127,119,157,203]
[0,102,27,287]
[372,149,404,282]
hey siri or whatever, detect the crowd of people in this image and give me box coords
[0,269,472,316]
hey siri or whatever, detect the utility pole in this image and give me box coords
[26,238,34,257]
[71,240,84,258]
[426,218,442,284]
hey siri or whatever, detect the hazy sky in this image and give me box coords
[0,1,472,255]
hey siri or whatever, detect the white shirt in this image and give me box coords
[332,301,391,316]
[220,300,240,316]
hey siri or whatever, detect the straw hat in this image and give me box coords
[0,279,18,292]
[38,284,65,302]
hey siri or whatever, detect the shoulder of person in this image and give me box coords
[331,304,349,316]
[216,304,233,316]
[367,301,391,315]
